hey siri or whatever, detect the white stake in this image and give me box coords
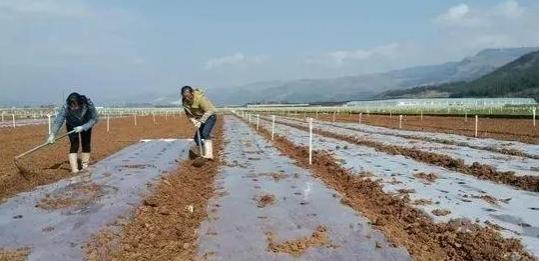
[12,114,15,128]
[475,115,478,137]
[153,113,156,124]
[533,108,536,127]
[359,112,362,124]
[420,111,423,121]
[256,114,260,130]
[271,115,276,140]
[107,115,110,133]
[465,111,468,122]
[1,112,4,122]
[134,114,137,126]
[399,115,403,129]
[47,115,52,135]
[308,118,313,165]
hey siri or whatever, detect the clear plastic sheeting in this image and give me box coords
[276,116,539,177]
[197,116,410,260]
[260,119,539,257]
[0,139,190,261]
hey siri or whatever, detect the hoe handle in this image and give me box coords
[15,130,76,160]
[196,128,204,156]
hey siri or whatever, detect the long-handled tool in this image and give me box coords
[192,128,207,168]
[14,130,76,177]
[183,106,209,168]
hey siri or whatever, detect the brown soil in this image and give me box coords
[84,116,223,261]
[471,194,499,205]
[256,194,276,208]
[0,115,195,201]
[413,172,439,183]
[244,116,534,261]
[246,172,290,182]
[37,181,104,210]
[273,118,539,192]
[266,225,330,257]
[0,248,29,261]
[413,199,433,206]
[432,209,451,216]
[305,113,539,144]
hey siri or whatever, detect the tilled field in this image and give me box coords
[255,114,539,258]
[1,114,538,260]
[0,115,195,201]
[296,113,539,144]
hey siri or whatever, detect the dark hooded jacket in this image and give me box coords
[51,93,98,135]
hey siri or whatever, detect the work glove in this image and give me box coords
[74,126,84,133]
[190,118,202,129]
[46,134,55,144]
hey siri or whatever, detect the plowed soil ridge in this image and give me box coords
[304,113,539,144]
[271,118,539,192]
[84,116,223,261]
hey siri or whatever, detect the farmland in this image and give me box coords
[0,107,538,260]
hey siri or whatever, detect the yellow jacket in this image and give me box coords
[182,89,215,122]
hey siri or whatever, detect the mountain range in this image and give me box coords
[202,47,538,105]
[379,50,539,100]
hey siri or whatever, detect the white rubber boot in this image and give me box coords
[81,153,90,170]
[68,153,79,173]
[203,140,213,160]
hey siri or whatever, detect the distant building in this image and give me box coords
[344,98,536,108]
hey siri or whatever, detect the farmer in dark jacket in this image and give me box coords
[47,92,99,173]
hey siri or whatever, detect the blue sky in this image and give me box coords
[1,0,538,105]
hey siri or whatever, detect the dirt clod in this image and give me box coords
[256,194,276,208]
[266,226,330,257]
[432,209,451,216]
[413,172,439,183]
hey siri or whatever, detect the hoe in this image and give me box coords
[14,130,76,178]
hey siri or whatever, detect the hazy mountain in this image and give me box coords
[205,47,538,105]
[379,50,539,100]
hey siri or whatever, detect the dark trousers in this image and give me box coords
[66,124,92,153]
[194,114,216,145]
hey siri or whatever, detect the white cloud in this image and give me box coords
[436,4,470,25]
[433,0,539,50]
[204,52,269,70]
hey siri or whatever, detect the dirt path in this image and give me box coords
[0,115,194,202]
[240,113,534,260]
[196,116,410,260]
[84,116,224,260]
[0,138,190,260]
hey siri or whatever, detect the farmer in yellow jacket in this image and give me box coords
[181,86,216,159]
